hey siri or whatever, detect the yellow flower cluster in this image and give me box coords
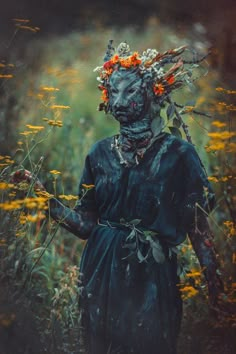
[218,102,236,112]
[43,118,63,127]
[211,120,226,128]
[0,196,49,211]
[179,285,199,300]
[0,155,14,168]
[208,131,236,140]
[206,129,236,153]
[20,124,45,136]
[208,176,233,183]
[216,87,236,95]
[224,221,236,238]
[58,194,78,201]
[19,211,46,224]
[50,170,61,175]
[25,124,45,131]
[0,182,14,190]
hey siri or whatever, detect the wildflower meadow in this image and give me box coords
[0,18,235,354]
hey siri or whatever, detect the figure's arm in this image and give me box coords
[11,167,98,240]
[188,213,224,306]
[48,197,97,239]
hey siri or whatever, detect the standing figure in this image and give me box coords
[14,42,224,354]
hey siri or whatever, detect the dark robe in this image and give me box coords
[50,132,215,354]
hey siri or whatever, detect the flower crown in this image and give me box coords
[94,40,210,143]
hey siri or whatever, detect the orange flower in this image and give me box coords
[166,74,175,85]
[130,52,142,66]
[153,83,165,96]
[110,54,119,64]
[101,88,109,102]
[119,58,131,68]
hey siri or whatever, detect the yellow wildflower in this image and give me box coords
[50,170,61,175]
[211,121,226,128]
[25,201,38,209]
[208,131,236,140]
[0,74,13,79]
[41,87,60,92]
[26,213,46,223]
[179,285,198,299]
[186,271,201,278]
[82,184,95,189]
[205,142,225,152]
[5,159,14,164]
[58,194,78,201]
[224,221,236,238]
[0,182,14,189]
[0,201,22,211]
[50,105,70,110]
[207,176,219,183]
[25,124,45,130]
[47,120,63,127]
[20,131,34,136]
[35,190,54,199]
[220,176,228,182]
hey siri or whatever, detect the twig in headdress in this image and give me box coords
[166,96,193,144]
[169,52,210,65]
[103,39,115,62]
[174,102,212,118]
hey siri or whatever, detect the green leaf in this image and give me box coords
[166,103,175,120]
[150,239,165,263]
[168,126,182,139]
[173,117,181,128]
[126,229,136,241]
[129,219,142,226]
[137,249,147,263]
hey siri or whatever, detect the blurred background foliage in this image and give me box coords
[0,1,236,353]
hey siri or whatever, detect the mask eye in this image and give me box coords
[128,87,137,94]
[110,88,118,95]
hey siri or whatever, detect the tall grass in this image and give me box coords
[0,20,235,353]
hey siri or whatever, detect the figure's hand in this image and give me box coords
[10,169,45,192]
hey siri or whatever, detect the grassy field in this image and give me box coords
[0,20,235,353]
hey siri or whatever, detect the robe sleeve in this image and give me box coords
[48,154,98,239]
[179,144,215,233]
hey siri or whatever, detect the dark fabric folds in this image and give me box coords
[62,133,215,354]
